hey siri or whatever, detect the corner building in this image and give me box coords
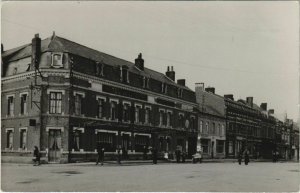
[1,34,198,163]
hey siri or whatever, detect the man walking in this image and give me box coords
[244,149,250,165]
[96,142,105,166]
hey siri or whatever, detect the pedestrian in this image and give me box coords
[238,151,242,165]
[272,150,276,163]
[96,143,105,166]
[182,151,186,163]
[117,147,122,165]
[152,147,157,164]
[33,146,41,166]
[143,146,148,160]
[122,146,128,160]
[175,149,181,163]
[244,149,250,165]
[275,151,279,162]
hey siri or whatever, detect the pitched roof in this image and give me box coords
[2,35,191,91]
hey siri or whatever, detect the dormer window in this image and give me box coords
[143,77,149,88]
[51,53,63,68]
[95,62,104,77]
[161,83,167,93]
[120,65,129,83]
[177,88,183,98]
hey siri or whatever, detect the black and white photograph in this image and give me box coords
[1,1,299,192]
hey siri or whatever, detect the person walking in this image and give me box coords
[152,147,157,164]
[96,143,105,166]
[244,149,250,165]
[238,151,242,165]
[175,149,181,163]
[272,150,276,163]
[117,147,122,165]
[143,146,148,160]
[33,146,41,166]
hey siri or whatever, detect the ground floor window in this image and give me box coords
[217,140,225,153]
[20,129,27,150]
[201,139,209,154]
[135,135,150,152]
[73,130,82,151]
[97,132,117,152]
[7,130,13,149]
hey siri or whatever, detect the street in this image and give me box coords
[1,162,299,192]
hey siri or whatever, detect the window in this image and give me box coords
[145,107,151,124]
[212,123,216,134]
[135,106,141,123]
[159,111,164,126]
[97,132,116,152]
[135,135,150,152]
[228,141,233,154]
[143,77,149,88]
[218,124,221,136]
[221,125,225,136]
[75,94,82,116]
[190,117,195,130]
[98,99,104,118]
[51,53,63,68]
[179,114,184,128]
[201,139,209,154]
[166,112,171,127]
[49,92,62,114]
[161,83,167,93]
[123,104,130,122]
[20,94,27,115]
[6,130,14,150]
[95,62,104,76]
[120,66,129,83]
[177,88,183,98]
[217,140,224,153]
[205,122,209,134]
[111,101,117,120]
[199,121,203,133]
[73,130,82,151]
[7,96,14,116]
[20,129,27,150]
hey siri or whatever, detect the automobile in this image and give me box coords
[192,151,202,163]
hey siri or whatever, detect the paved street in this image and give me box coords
[1,162,299,192]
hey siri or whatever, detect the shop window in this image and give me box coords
[49,92,62,114]
[201,139,209,154]
[135,135,150,152]
[97,132,116,152]
[228,141,233,154]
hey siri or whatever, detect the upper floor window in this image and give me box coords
[159,110,164,126]
[161,83,167,93]
[95,62,104,77]
[135,105,141,123]
[120,66,129,83]
[177,88,183,98]
[205,122,209,134]
[199,121,203,133]
[75,94,82,116]
[51,53,63,68]
[123,103,130,122]
[190,117,196,130]
[49,92,62,114]
[97,98,105,118]
[179,114,184,128]
[166,112,172,127]
[143,77,149,88]
[110,101,117,120]
[212,123,216,134]
[145,107,151,124]
[7,96,14,116]
[20,93,28,115]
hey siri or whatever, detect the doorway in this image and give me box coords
[48,129,62,163]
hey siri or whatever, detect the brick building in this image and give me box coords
[195,84,226,159]
[1,33,198,163]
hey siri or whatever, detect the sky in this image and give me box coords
[1,1,299,122]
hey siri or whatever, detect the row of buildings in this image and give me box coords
[1,33,299,163]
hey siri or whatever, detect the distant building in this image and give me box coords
[1,33,198,163]
[195,84,226,159]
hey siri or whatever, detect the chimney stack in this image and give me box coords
[195,83,205,91]
[224,94,234,101]
[177,79,185,86]
[260,103,267,111]
[31,33,41,70]
[166,66,175,81]
[246,97,253,107]
[135,53,144,71]
[205,87,215,94]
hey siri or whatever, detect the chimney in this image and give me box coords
[260,103,267,111]
[224,94,234,101]
[205,87,215,94]
[165,66,175,81]
[177,79,185,86]
[195,83,205,91]
[31,33,41,70]
[195,82,205,105]
[246,97,253,107]
[268,109,274,114]
[135,53,144,70]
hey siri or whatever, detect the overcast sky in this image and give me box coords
[1,1,299,122]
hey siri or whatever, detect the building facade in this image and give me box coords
[1,33,198,163]
[195,84,226,159]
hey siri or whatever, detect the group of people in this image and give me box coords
[175,149,187,163]
[238,149,250,165]
[272,150,279,163]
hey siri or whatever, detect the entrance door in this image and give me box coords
[122,134,130,151]
[48,129,62,163]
